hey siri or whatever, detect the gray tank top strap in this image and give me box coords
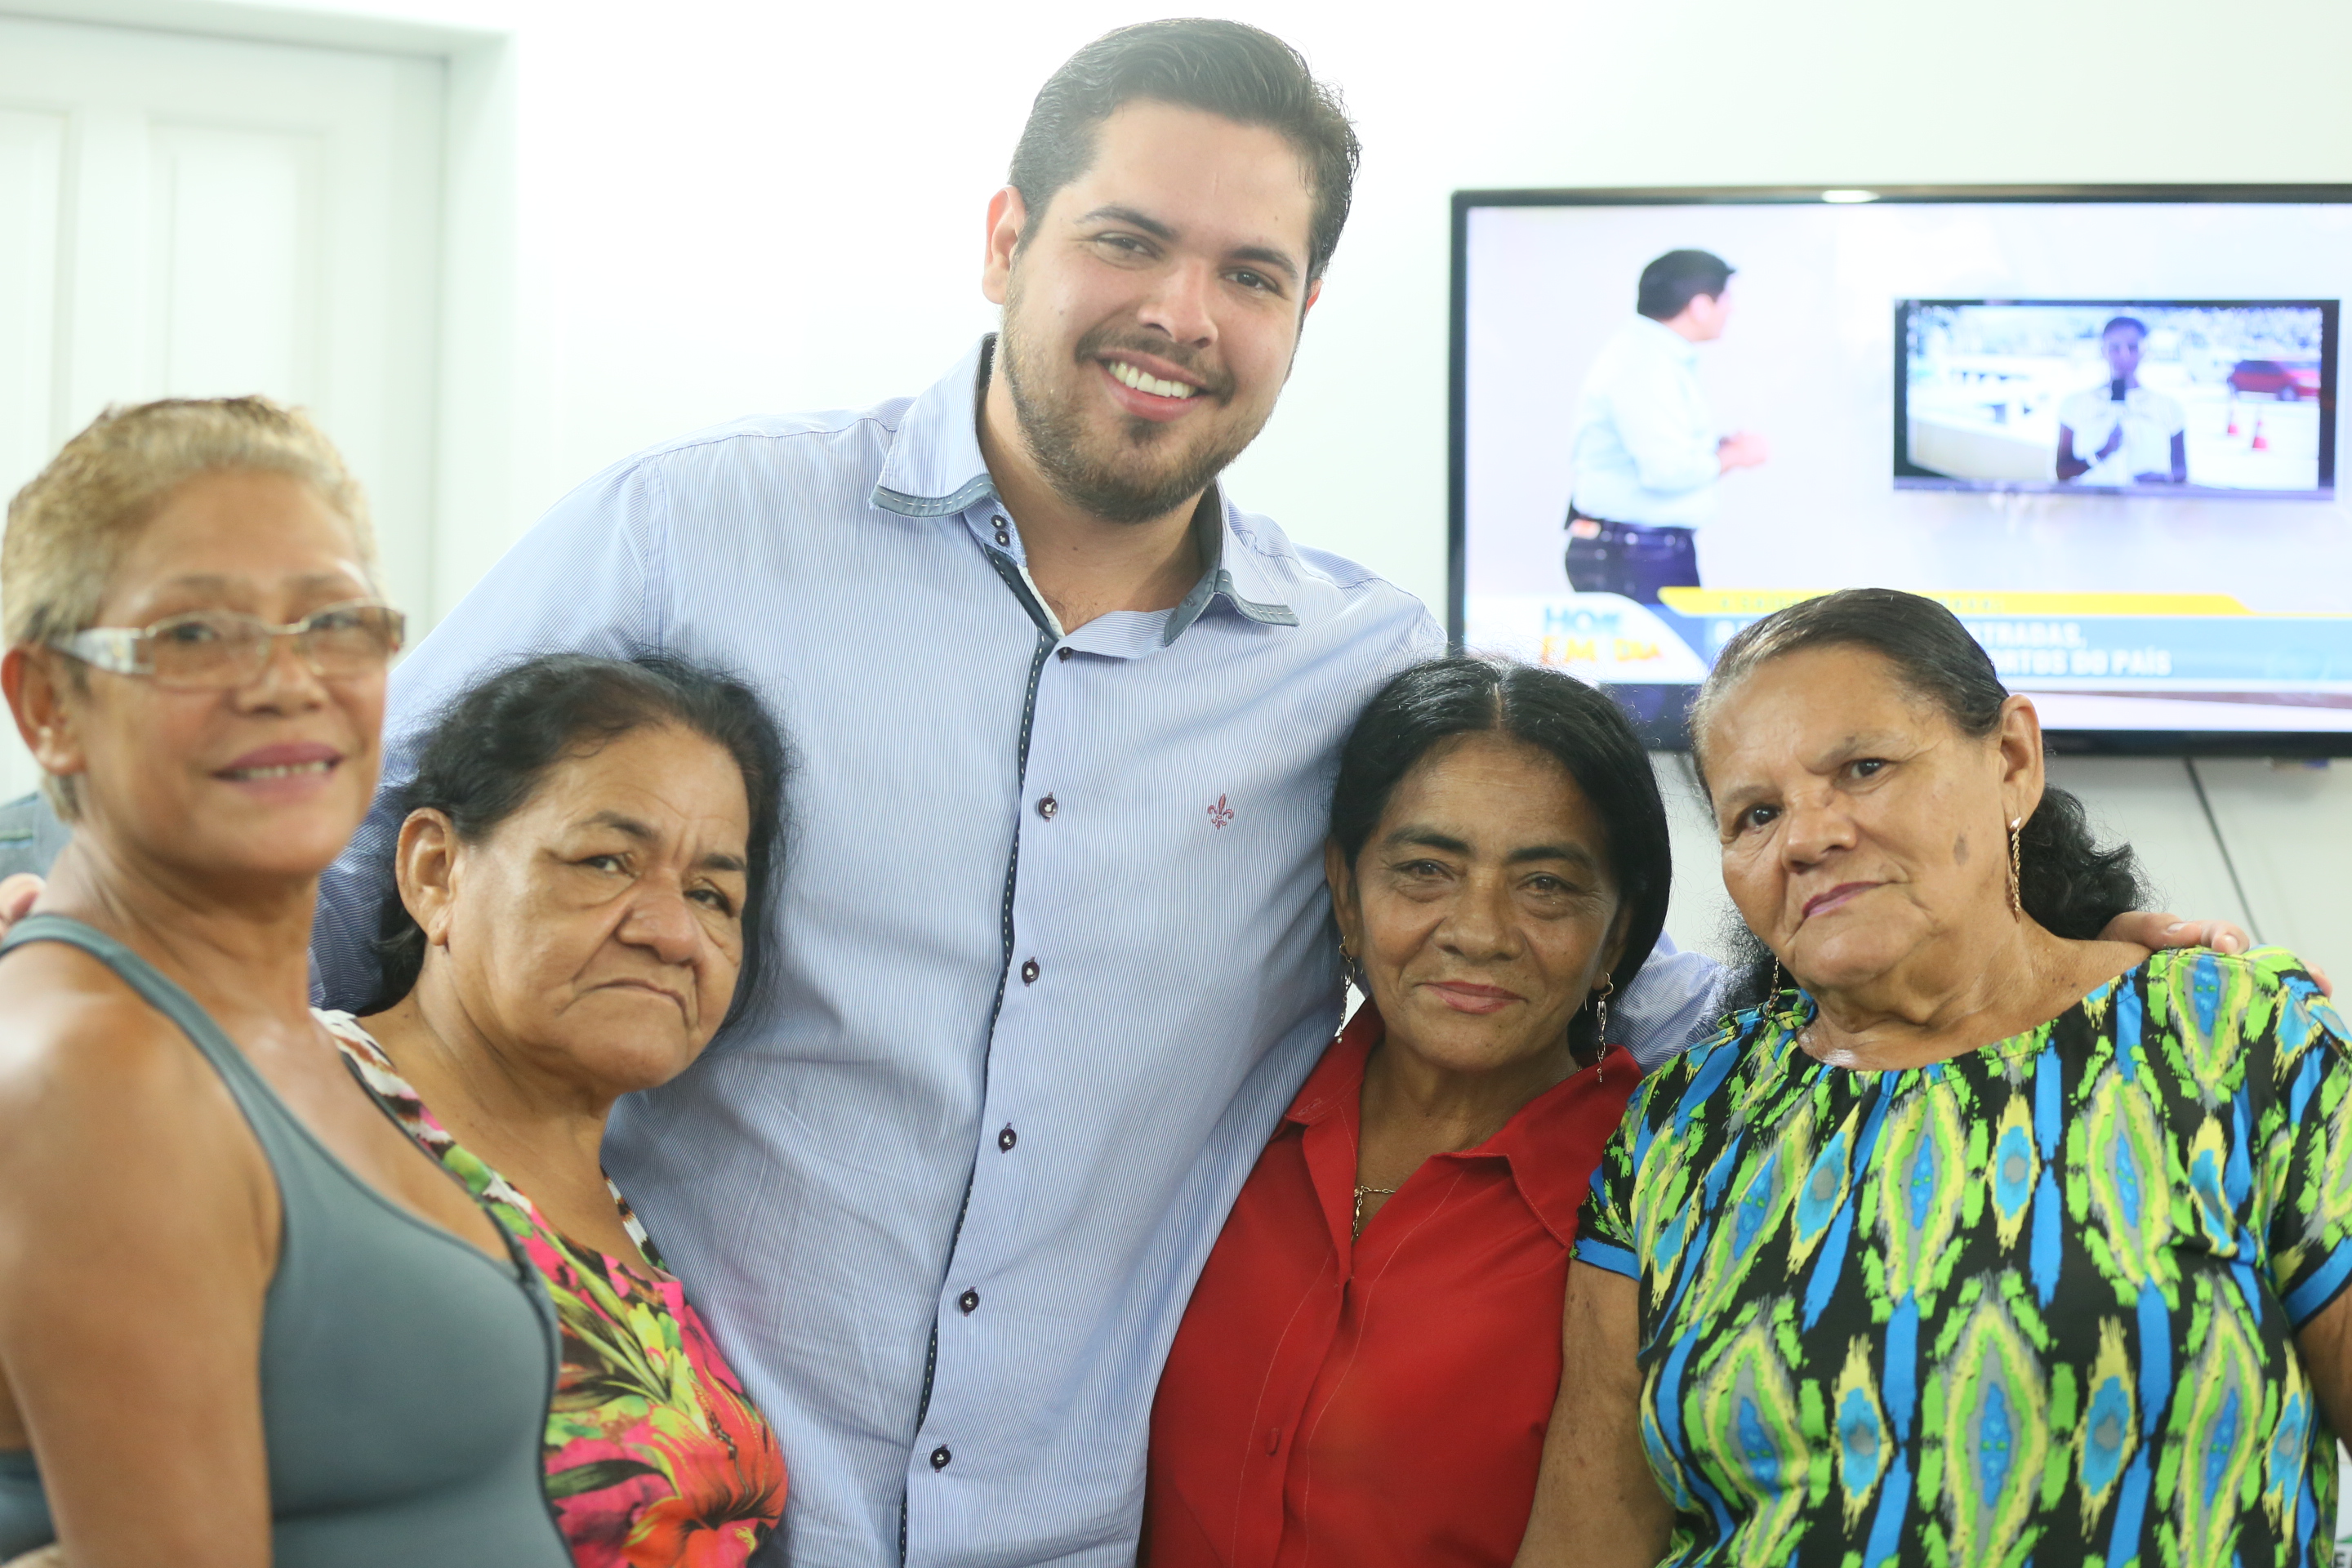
[0,915,315,1169]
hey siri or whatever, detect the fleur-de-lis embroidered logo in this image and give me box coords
[1207,794,1235,830]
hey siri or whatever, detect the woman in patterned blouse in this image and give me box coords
[1519,589,2352,1568]
[337,654,790,1566]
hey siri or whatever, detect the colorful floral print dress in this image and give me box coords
[1578,949,2352,1568]
[322,1013,786,1567]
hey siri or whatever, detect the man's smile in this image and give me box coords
[1098,356,1211,422]
[1106,359,1198,399]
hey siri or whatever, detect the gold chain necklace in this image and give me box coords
[1352,1183,1397,1238]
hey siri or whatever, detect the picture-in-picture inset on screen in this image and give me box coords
[1896,300,2338,497]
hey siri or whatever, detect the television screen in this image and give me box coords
[1451,189,2352,749]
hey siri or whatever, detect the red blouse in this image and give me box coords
[1143,1004,1639,1568]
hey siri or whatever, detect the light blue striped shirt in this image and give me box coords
[311,336,1731,1566]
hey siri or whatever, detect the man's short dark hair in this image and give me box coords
[2103,315,2149,340]
[1007,20,1360,283]
[1637,249,1735,321]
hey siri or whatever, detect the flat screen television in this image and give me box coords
[1450,186,2352,753]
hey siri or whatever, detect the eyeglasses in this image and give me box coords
[51,599,407,691]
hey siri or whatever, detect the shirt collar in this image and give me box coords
[1490,1045,1639,1248]
[1632,312,1702,368]
[1283,1001,1384,1128]
[871,336,998,519]
[1163,488,1300,644]
[871,336,1297,646]
[1282,1001,1637,1250]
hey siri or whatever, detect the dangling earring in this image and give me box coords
[2007,816,2024,916]
[1588,975,1615,1079]
[1339,940,1366,991]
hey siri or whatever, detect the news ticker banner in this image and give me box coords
[1460,590,2352,691]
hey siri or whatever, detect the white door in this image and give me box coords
[0,15,443,804]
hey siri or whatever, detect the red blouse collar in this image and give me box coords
[1281,1001,1638,1250]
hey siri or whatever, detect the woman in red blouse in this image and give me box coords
[1143,657,1676,1567]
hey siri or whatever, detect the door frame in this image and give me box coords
[0,0,517,632]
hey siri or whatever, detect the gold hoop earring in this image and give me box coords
[2007,815,2024,916]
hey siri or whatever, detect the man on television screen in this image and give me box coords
[2056,314,2187,485]
[1562,247,1769,603]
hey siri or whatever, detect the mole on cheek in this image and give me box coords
[1953,831,1970,865]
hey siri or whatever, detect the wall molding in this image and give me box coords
[2,0,519,630]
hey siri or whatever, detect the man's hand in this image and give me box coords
[2098,911,2332,996]
[1717,430,1770,471]
[0,873,42,939]
[2096,424,2125,461]
[2102,909,2246,955]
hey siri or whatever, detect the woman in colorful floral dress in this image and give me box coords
[335,653,791,1565]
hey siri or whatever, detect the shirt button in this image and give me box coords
[930,1445,952,1471]
[959,1289,980,1315]
[1020,958,1040,985]
[998,1125,1018,1152]
[1037,795,1058,820]
[1056,646,1073,662]
[992,514,1010,547]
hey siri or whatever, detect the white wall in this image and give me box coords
[30,0,2352,968]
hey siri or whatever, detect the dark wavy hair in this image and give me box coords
[1007,19,1359,283]
[1329,657,1673,1060]
[1689,588,2146,1002]
[365,654,791,1023]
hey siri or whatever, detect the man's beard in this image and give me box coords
[998,294,1267,526]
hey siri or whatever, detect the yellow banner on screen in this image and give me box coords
[1657,589,2255,618]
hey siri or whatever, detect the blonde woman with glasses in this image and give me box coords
[0,399,570,1566]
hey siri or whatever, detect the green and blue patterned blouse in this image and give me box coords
[1579,947,2352,1568]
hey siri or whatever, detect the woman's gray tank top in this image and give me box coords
[0,915,571,1565]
